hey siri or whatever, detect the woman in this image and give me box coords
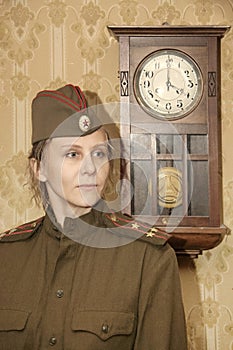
[0,84,187,349]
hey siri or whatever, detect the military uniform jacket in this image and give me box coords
[0,208,187,350]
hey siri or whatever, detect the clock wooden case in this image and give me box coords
[108,25,230,257]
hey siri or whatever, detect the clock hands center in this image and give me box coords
[164,79,184,96]
[165,63,184,95]
[153,67,185,98]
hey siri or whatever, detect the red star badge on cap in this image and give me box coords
[79,115,91,132]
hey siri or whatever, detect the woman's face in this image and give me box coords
[39,128,110,216]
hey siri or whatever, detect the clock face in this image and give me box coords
[133,49,203,120]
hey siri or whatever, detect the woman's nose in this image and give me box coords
[80,153,96,175]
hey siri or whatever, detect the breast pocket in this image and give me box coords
[0,309,29,331]
[71,310,135,349]
[0,308,30,350]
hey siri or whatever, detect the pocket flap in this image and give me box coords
[72,310,135,340]
[0,309,30,331]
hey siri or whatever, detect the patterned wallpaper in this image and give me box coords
[0,1,233,349]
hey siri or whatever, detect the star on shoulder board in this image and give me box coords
[105,211,171,246]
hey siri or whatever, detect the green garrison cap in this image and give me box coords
[31,84,101,144]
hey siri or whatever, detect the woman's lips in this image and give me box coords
[78,184,97,189]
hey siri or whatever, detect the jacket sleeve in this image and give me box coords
[134,243,188,350]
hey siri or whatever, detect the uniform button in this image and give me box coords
[102,324,109,333]
[56,289,64,298]
[49,337,57,346]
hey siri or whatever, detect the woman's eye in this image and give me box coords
[66,151,80,158]
[92,150,108,158]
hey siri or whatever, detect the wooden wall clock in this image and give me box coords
[108,25,230,257]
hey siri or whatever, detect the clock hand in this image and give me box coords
[169,83,184,95]
[166,59,171,91]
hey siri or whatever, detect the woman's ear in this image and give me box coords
[30,158,47,182]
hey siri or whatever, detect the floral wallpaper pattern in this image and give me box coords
[0,1,233,349]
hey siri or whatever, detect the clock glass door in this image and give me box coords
[130,129,209,226]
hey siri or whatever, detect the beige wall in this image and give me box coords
[0,1,233,349]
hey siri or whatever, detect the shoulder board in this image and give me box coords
[0,217,44,242]
[104,212,171,246]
